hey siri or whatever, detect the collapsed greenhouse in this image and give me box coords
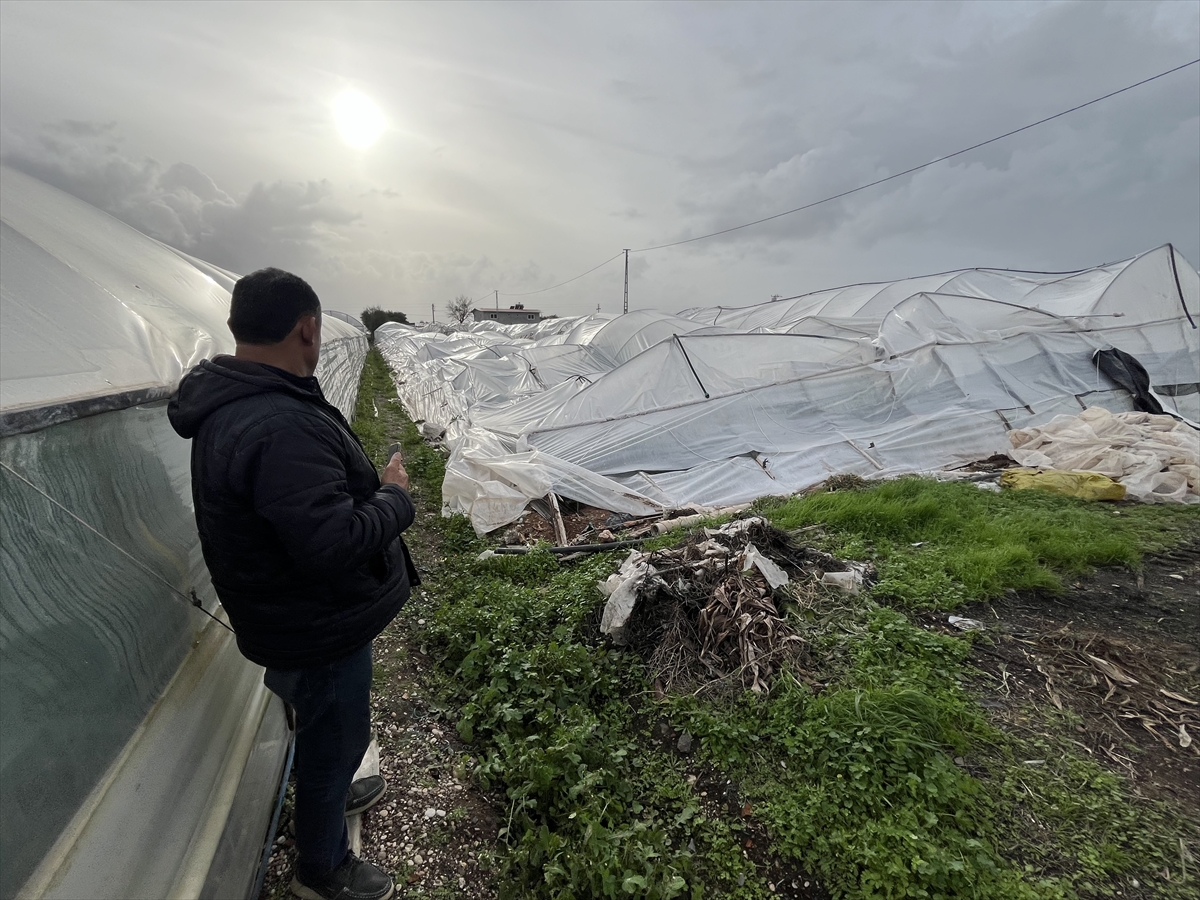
[375,245,1200,535]
[3,152,1198,897]
[0,166,368,899]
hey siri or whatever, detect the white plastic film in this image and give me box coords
[375,245,1200,532]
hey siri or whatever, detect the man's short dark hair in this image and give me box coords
[229,268,321,344]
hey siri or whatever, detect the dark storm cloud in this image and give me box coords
[648,2,1200,272]
[0,0,1196,317]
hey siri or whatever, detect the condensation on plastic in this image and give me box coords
[0,168,366,898]
[375,245,1200,534]
[1,165,368,424]
[0,406,290,900]
[1,409,198,898]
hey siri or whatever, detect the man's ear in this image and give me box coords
[298,314,319,345]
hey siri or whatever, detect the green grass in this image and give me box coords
[353,355,1199,899]
[752,478,1199,608]
[354,348,447,492]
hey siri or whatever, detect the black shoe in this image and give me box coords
[345,775,387,816]
[290,853,395,900]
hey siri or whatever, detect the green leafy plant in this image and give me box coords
[354,355,1199,899]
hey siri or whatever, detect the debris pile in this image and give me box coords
[598,518,870,695]
[1009,407,1200,503]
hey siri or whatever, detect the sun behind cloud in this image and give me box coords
[332,90,385,149]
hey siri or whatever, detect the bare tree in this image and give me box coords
[447,295,473,324]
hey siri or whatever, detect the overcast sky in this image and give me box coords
[2,0,1197,321]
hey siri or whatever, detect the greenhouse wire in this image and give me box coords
[673,334,710,399]
[632,58,1200,253]
[1168,247,1196,328]
[0,459,236,635]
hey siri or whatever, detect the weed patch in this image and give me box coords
[365,365,1198,899]
[757,479,1199,608]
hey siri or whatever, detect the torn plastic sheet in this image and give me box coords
[443,428,663,535]
[599,549,657,643]
[741,543,790,589]
[821,571,862,594]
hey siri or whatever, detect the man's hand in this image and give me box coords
[381,452,409,490]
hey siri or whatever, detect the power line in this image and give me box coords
[499,252,625,298]
[478,57,1198,301]
[631,57,1200,253]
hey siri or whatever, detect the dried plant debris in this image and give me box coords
[600,517,871,696]
[1027,631,1200,757]
[822,473,870,492]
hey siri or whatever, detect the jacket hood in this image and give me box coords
[168,356,321,439]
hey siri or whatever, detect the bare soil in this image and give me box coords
[500,501,634,547]
[951,539,1200,811]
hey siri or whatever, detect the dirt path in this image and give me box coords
[259,445,501,900]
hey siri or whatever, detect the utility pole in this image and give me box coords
[431,303,435,323]
[623,249,630,315]
[495,289,499,310]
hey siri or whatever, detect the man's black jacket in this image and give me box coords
[168,356,417,669]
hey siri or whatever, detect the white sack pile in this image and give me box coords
[1009,407,1200,503]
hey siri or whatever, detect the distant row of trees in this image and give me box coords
[360,307,409,338]
[360,295,478,339]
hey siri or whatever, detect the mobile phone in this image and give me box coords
[385,442,403,463]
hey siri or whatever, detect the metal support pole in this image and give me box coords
[623,249,630,315]
[431,303,435,323]
[495,289,499,309]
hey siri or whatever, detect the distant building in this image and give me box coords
[472,303,542,324]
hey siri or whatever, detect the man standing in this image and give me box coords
[169,268,413,900]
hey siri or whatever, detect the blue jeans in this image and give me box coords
[264,642,373,881]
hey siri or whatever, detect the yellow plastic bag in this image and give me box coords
[999,468,1126,501]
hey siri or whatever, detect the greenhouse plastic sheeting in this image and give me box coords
[383,245,1200,534]
[1009,408,1199,502]
[1,165,368,433]
[0,168,368,899]
[442,427,662,533]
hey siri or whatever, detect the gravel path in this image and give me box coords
[258,593,501,900]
